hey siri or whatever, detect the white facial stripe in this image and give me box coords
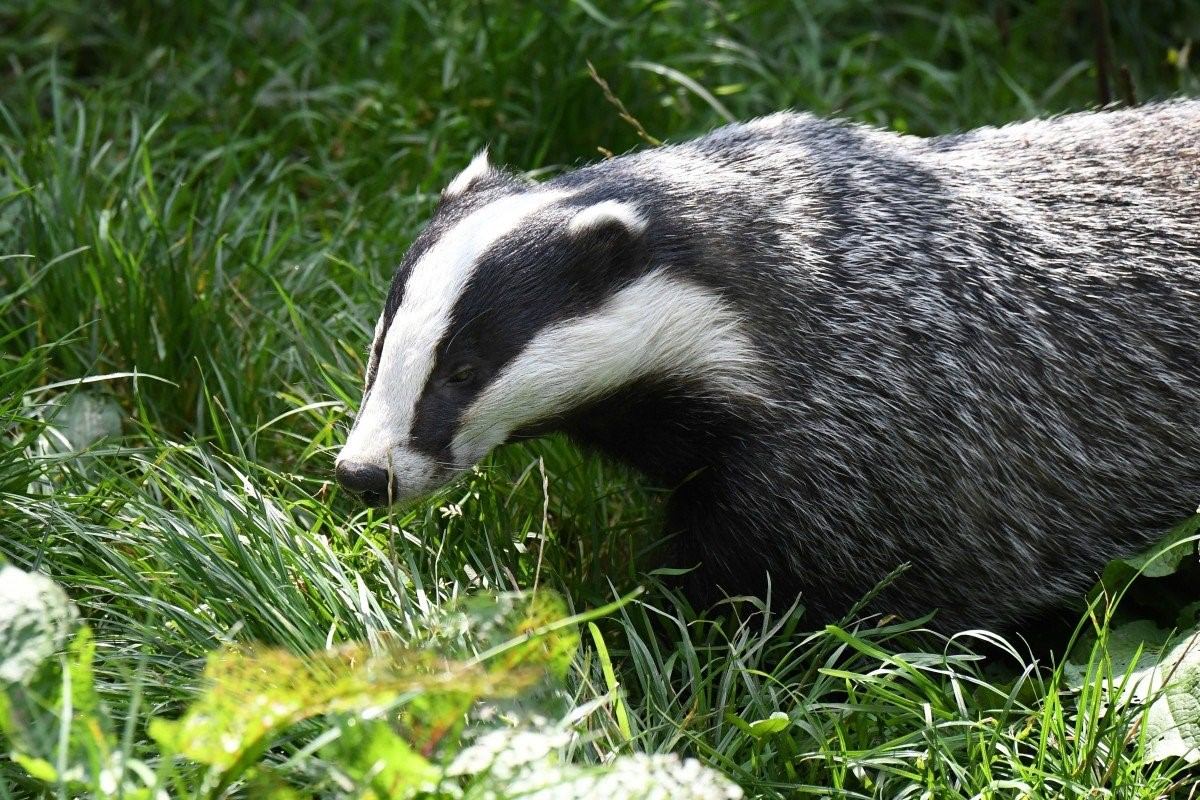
[451,270,765,463]
[339,189,568,470]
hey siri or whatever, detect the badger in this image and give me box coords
[335,101,1200,633]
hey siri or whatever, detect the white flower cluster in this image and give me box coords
[448,728,572,780]
[448,726,742,800]
[0,565,78,684]
[504,753,743,800]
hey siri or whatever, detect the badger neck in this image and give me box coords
[551,380,749,488]
[542,215,768,487]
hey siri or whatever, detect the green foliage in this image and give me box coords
[140,591,586,794]
[2,1,1200,797]
[2,568,738,798]
[1113,514,1200,581]
[1140,628,1200,763]
[0,580,157,797]
[321,718,439,800]
[1064,519,1200,767]
[147,643,505,773]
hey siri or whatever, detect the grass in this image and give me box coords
[2,0,1199,796]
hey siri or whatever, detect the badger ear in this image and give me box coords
[443,149,493,198]
[567,200,648,237]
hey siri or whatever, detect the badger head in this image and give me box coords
[335,151,761,506]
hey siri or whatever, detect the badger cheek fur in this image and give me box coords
[451,268,765,469]
[341,101,1200,635]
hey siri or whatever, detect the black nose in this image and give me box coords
[335,461,390,505]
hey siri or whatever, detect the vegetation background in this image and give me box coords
[2,0,1200,797]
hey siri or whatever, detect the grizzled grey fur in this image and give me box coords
[624,101,1200,631]
[343,101,1200,632]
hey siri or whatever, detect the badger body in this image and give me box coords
[337,101,1200,632]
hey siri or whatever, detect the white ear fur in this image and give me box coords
[567,200,647,236]
[443,149,492,198]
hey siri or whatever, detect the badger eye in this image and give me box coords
[444,364,477,386]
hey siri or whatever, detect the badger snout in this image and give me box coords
[334,460,393,506]
[334,445,452,507]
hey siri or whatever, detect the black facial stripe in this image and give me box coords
[363,173,527,395]
[404,209,654,461]
[363,331,383,393]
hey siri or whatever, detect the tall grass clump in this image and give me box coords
[3,1,1200,797]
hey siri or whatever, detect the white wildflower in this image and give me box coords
[447,728,571,780]
[447,724,742,800]
[504,753,743,800]
[0,566,78,684]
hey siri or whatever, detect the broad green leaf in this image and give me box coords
[1065,618,1200,764]
[1062,619,1171,693]
[1135,627,1200,763]
[323,717,441,799]
[387,591,582,754]
[426,591,581,679]
[1121,515,1200,578]
[11,754,59,784]
[495,591,580,679]
[747,711,791,739]
[725,711,791,741]
[0,565,77,685]
[150,640,534,772]
[416,591,584,749]
[150,590,584,783]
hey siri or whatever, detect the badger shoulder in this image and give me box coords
[922,99,1200,193]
